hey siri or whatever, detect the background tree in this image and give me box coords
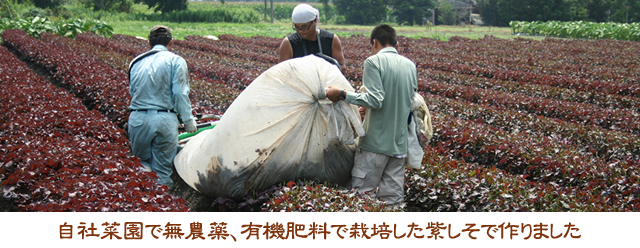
[586,0,610,22]
[583,0,640,23]
[81,0,133,12]
[32,0,65,9]
[609,0,640,23]
[531,0,571,21]
[476,0,499,26]
[389,0,435,26]
[437,0,455,25]
[84,0,116,11]
[565,0,589,21]
[141,0,187,13]
[477,0,588,26]
[320,0,329,24]
[333,0,388,25]
[262,0,275,23]
[627,0,640,23]
[0,0,22,18]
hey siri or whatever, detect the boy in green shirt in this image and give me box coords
[326,24,418,206]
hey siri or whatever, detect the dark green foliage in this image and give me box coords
[587,0,610,22]
[320,0,329,23]
[133,7,261,23]
[32,0,65,9]
[437,0,455,25]
[588,0,640,23]
[250,3,296,21]
[333,0,388,25]
[80,0,133,12]
[477,0,636,27]
[505,0,573,23]
[141,0,187,13]
[477,0,570,26]
[476,0,499,26]
[389,0,435,26]
[608,0,640,23]
[247,3,336,23]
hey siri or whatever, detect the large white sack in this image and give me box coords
[175,55,364,199]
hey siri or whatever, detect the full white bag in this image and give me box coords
[174,55,364,199]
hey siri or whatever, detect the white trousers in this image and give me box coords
[351,149,405,204]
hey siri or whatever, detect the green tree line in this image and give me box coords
[3,0,638,26]
[2,0,186,13]
[477,0,640,27]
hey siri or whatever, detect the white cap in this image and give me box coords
[292,4,319,24]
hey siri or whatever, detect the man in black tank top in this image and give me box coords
[278,4,345,72]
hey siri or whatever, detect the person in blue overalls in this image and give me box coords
[128,25,197,189]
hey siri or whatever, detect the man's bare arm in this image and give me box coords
[278,37,293,63]
[332,34,346,72]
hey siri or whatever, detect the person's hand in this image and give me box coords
[184,119,197,133]
[326,85,342,102]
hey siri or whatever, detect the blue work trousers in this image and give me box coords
[128,110,179,188]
